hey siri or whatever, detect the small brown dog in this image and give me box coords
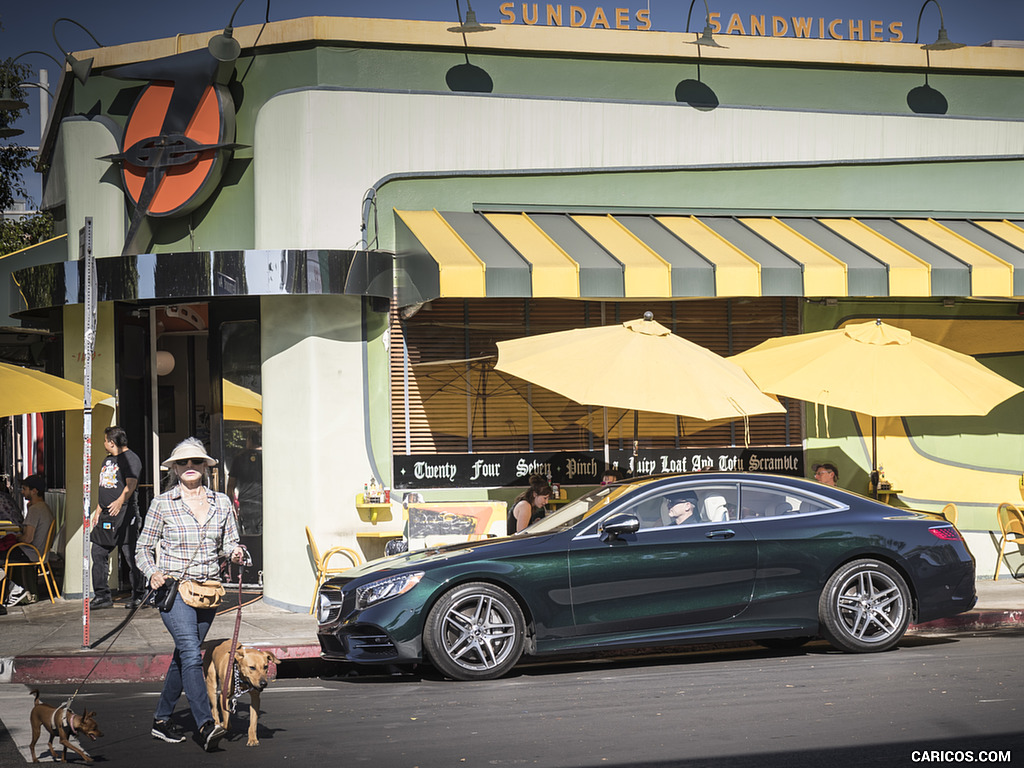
[203,639,280,746]
[29,689,103,763]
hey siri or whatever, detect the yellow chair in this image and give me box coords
[995,503,1024,580]
[3,520,61,604]
[305,526,363,614]
[940,503,958,527]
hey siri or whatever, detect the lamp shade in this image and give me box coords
[0,88,29,111]
[155,350,175,376]
[208,29,241,62]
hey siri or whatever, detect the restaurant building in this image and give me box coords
[5,11,1024,608]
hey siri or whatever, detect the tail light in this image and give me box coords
[929,525,961,541]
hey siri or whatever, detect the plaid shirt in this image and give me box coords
[136,485,239,582]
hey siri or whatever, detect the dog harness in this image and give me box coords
[49,702,77,735]
[229,663,253,713]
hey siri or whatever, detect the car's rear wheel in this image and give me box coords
[423,582,526,681]
[818,559,910,653]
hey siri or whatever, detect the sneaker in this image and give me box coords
[90,599,113,610]
[6,586,27,607]
[151,719,186,743]
[198,721,226,752]
[125,598,142,610]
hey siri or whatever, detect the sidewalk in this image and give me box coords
[0,595,319,685]
[0,579,1021,685]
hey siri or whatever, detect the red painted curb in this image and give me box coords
[909,609,1024,633]
[10,644,323,685]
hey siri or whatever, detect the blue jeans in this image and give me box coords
[155,593,216,728]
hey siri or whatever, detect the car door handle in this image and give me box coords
[705,529,736,540]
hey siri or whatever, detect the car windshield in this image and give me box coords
[525,484,637,534]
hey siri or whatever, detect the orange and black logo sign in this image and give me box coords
[106,50,241,255]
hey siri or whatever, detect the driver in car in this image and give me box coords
[666,492,701,525]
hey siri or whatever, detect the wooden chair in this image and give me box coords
[940,503,958,527]
[2,519,61,604]
[305,526,363,614]
[995,502,1024,580]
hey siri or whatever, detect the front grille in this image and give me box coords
[316,583,348,626]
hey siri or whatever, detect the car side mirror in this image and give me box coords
[599,513,640,542]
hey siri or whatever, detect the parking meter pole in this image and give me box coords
[81,217,95,650]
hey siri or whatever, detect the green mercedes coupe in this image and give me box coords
[316,473,976,680]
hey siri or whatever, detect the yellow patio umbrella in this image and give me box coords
[223,379,262,424]
[730,318,1024,475]
[411,358,564,439]
[495,312,785,457]
[0,362,112,419]
[573,407,741,441]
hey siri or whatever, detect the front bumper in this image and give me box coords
[315,582,424,665]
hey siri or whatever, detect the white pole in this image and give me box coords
[37,69,49,141]
[81,217,95,650]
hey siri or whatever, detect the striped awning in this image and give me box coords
[394,211,1024,306]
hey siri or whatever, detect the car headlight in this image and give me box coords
[355,571,424,610]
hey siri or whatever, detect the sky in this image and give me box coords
[2,0,1022,205]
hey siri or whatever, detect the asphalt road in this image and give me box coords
[1,631,1021,767]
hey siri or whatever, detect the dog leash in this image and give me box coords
[60,584,162,711]
[220,547,252,716]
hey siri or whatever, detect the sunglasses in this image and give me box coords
[175,458,207,467]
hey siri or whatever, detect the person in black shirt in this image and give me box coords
[91,426,144,609]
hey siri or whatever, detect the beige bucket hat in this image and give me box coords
[160,437,218,470]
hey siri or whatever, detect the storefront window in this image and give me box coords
[392,297,801,455]
[220,320,262,538]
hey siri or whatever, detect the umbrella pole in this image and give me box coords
[870,416,879,499]
[633,409,639,468]
[603,408,610,470]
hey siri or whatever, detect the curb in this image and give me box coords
[9,609,1023,685]
[908,608,1024,633]
[10,643,321,685]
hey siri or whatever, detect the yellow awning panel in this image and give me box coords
[821,218,931,296]
[897,218,1013,297]
[655,216,761,296]
[740,217,848,296]
[393,211,1024,306]
[571,214,672,297]
[395,209,486,297]
[976,220,1024,252]
[483,213,580,297]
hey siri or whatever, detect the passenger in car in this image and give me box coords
[666,492,701,525]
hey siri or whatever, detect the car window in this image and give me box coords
[631,484,740,530]
[527,484,631,534]
[737,483,835,520]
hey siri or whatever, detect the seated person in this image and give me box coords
[666,492,701,525]
[601,468,623,485]
[4,474,54,606]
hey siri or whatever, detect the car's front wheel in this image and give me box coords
[423,582,526,681]
[818,559,910,653]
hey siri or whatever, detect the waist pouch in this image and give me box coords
[179,579,225,609]
[92,510,127,547]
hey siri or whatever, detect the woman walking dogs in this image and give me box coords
[136,438,244,752]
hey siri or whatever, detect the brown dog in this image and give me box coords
[29,689,103,763]
[203,639,280,746]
